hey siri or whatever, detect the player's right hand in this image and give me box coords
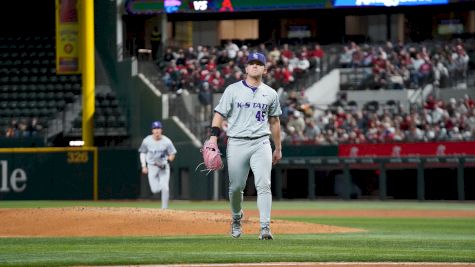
[142,166,148,174]
[272,149,282,165]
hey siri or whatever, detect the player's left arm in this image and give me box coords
[167,141,177,163]
[269,116,282,165]
[167,153,176,163]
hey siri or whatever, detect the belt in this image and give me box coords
[229,134,269,140]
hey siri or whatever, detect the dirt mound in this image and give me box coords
[0,207,363,237]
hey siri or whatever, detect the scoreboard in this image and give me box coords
[333,0,448,7]
[125,0,328,14]
[125,0,454,14]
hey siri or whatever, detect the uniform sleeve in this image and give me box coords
[214,87,233,117]
[268,92,282,117]
[167,140,177,156]
[138,139,148,153]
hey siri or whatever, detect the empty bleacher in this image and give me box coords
[0,35,128,145]
[0,36,63,137]
[69,91,128,138]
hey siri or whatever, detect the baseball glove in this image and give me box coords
[196,140,223,174]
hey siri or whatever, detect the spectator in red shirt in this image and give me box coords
[464,94,475,109]
[281,43,294,60]
[310,44,324,72]
[208,70,225,92]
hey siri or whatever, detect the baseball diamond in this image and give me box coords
[0,201,475,266]
[1,0,475,266]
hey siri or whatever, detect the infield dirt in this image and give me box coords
[0,207,364,237]
[2,207,474,237]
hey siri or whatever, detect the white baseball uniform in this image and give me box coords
[139,135,177,209]
[215,80,282,228]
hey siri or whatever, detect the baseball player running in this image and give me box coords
[209,52,282,239]
[139,120,177,209]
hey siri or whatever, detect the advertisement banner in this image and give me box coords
[339,142,475,157]
[0,148,95,200]
[56,0,80,74]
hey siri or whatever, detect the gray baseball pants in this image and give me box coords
[147,164,170,209]
[226,136,272,228]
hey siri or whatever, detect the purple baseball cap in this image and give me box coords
[151,120,162,129]
[247,52,266,66]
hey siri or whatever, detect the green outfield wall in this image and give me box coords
[98,148,141,199]
[0,148,96,200]
[0,146,217,201]
[1,147,473,201]
[0,137,45,148]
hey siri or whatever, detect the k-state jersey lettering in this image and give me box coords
[214,80,282,138]
[138,135,177,165]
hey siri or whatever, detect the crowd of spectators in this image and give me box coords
[158,39,475,145]
[160,41,326,94]
[338,39,473,90]
[277,91,475,144]
[2,117,43,138]
[159,38,474,94]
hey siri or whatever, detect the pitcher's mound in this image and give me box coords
[0,207,363,237]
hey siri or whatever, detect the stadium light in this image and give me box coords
[69,140,85,147]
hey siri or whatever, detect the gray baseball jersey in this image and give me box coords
[214,80,282,138]
[139,135,176,209]
[215,80,281,228]
[138,135,177,166]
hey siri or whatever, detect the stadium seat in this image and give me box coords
[0,117,9,127]
[95,115,107,129]
[109,99,119,108]
[55,91,64,100]
[47,100,57,110]
[9,92,18,100]
[46,92,55,100]
[54,84,64,92]
[72,83,81,94]
[36,92,46,101]
[38,108,49,118]
[27,101,37,109]
[45,83,54,92]
[117,115,127,127]
[100,99,110,108]
[65,92,75,103]
[56,100,66,110]
[18,84,28,92]
[106,115,118,128]
[103,107,114,116]
[30,108,41,118]
[36,100,47,109]
[64,83,72,92]
[18,92,28,101]
[368,102,379,112]
[12,108,22,118]
[1,109,13,118]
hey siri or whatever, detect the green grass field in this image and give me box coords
[0,200,474,266]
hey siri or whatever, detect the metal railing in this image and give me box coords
[168,93,208,141]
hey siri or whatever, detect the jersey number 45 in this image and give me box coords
[256,110,267,122]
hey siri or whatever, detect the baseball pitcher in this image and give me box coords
[208,52,282,240]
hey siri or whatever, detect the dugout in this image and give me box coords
[269,156,475,201]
